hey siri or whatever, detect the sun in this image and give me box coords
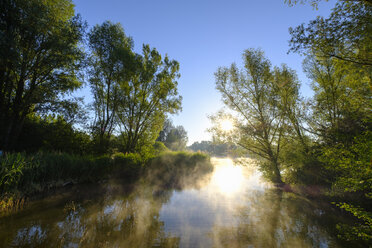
[220,119,234,132]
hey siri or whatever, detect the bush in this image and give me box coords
[112,152,142,180]
[153,141,168,155]
[0,152,114,196]
[0,153,27,193]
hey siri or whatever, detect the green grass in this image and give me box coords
[0,150,212,214]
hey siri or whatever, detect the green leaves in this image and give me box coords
[212,48,303,184]
[88,22,182,154]
[335,202,372,241]
[289,1,372,66]
[0,153,27,193]
[0,0,85,150]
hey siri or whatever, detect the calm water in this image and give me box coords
[0,158,354,247]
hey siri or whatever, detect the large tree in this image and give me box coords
[289,0,372,241]
[116,45,182,153]
[88,21,134,153]
[212,49,300,184]
[0,0,85,150]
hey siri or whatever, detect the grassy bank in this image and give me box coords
[0,151,211,214]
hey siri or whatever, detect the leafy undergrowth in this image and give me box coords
[0,151,212,215]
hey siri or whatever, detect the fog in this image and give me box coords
[0,158,353,247]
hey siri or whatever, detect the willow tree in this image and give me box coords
[88,21,134,153]
[0,0,85,150]
[116,45,182,153]
[213,49,295,184]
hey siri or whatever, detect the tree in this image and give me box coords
[212,49,296,184]
[289,1,372,66]
[88,21,134,153]
[303,55,371,145]
[0,0,85,151]
[157,118,188,151]
[116,45,182,153]
[188,140,238,156]
[15,114,91,154]
[285,0,372,9]
[164,125,188,151]
[156,118,173,143]
[289,0,372,241]
[273,64,309,151]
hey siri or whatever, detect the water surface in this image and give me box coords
[0,158,353,247]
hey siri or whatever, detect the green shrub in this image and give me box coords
[0,153,27,193]
[153,141,168,155]
[112,152,142,180]
[0,152,116,196]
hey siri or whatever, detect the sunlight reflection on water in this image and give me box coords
[0,157,348,248]
[159,157,274,247]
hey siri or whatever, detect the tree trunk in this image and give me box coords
[272,161,283,186]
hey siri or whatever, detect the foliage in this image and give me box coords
[0,153,26,193]
[112,152,143,180]
[0,152,113,196]
[116,44,182,153]
[157,118,188,151]
[303,55,371,145]
[0,0,86,150]
[285,0,372,8]
[188,140,240,157]
[289,1,372,66]
[14,114,91,154]
[87,21,182,154]
[321,132,372,196]
[336,203,372,243]
[211,49,302,184]
[153,141,169,155]
[88,21,134,153]
[288,0,372,242]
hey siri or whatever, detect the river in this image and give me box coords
[0,157,354,247]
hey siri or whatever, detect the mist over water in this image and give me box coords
[0,158,350,247]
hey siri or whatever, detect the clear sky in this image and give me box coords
[73,0,336,145]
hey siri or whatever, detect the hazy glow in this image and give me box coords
[220,119,234,132]
[212,160,244,194]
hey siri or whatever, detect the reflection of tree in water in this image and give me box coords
[2,156,215,247]
[4,183,180,248]
[76,188,180,248]
[212,189,343,248]
[144,154,214,192]
[3,158,215,248]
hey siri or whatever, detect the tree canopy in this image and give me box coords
[0,0,85,151]
[212,49,301,184]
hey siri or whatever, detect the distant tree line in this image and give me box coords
[210,0,371,243]
[0,0,187,157]
[156,118,188,151]
[188,140,240,157]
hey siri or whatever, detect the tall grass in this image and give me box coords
[0,152,114,197]
[0,151,212,214]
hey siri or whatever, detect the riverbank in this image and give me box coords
[0,151,211,215]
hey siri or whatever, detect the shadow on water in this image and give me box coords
[0,157,362,248]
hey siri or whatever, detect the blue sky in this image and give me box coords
[73,0,336,145]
